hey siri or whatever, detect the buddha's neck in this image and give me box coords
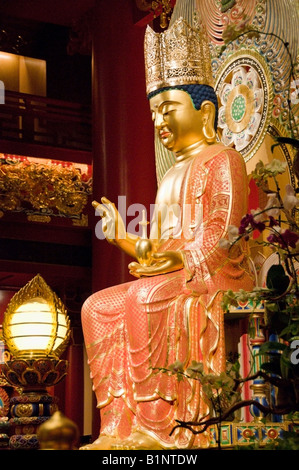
[175,139,208,162]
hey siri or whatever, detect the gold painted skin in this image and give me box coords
[93,89,216,279]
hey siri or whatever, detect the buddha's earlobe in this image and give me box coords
[201,101,217,144]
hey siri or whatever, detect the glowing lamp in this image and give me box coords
[1,275,71,450]
[2,274,70,359]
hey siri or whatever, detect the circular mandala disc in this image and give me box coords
[215,49,273,162]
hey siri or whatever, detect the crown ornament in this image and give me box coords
[144,17,214,95]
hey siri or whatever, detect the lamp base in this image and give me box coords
[0,420,10,449]
[2,358,68,450]
[8,393,59,450]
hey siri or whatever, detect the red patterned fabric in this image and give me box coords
[82,143,255,448]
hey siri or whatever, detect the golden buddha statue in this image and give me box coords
[81,18,254,450]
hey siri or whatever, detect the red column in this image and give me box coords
[64,329,84,437]
[90,0,156,439]
[51,328,84,439]
[91,0,156,292]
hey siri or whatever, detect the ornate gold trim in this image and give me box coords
[144,17,214,95]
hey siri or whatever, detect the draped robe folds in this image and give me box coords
[81,143,255,449]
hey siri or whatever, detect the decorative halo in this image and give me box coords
[215,49,273,162]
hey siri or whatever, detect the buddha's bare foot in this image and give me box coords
[80,435,119,450]
[112,431,164,450]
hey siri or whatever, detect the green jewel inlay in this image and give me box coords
[231,95,246,122]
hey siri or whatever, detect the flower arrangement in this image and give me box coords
[157,146,299,448]
[220,152,299,412]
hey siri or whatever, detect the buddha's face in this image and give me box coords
[149,89,206,154]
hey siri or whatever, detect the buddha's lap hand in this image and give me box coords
[128,250,184,277]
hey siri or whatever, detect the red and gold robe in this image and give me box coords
[81,143,254,448]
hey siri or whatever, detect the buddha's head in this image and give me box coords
[145,18,217,154]
[149,85,218,154]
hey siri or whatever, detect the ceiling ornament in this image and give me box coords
[67,9,93,56]
[135,0,176,29]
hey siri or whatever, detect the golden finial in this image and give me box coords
[37,411,79,450]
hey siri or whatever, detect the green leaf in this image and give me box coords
[280,354,291,379]
[265,302,279,313]
[280,322,299,339]
[261,361,281,376]
[266,264,290,294]
[265,306,290,334]
[258,341,287,355]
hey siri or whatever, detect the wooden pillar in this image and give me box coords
[64,328,85,436]
[91,0,156,293]
[89,0,156,439]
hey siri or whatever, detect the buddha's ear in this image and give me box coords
[201,100,216,144]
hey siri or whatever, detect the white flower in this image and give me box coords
[265,193,280,217]
[250,208,264,222]
[237,289,250,303]
[186,360,204,378]
[283,184,299,211]
[228,224,240,241]
[219,225,240,250]
[265,159,288,176]
[271,225,281,234]
[219,238,231,250]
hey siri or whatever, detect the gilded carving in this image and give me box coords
[14,403,34,418]
[0,154,92,221]
[144,17,214,95]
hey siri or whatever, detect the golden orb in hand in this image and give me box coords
[135,238,154,266]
